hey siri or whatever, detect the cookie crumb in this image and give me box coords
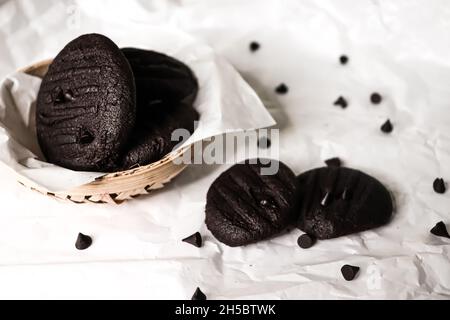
[297,234,316,249]
[370,93,382,104]
[341,264,360,281]
[433,178,446,194]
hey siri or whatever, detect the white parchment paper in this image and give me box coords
[0,27,275,191]
[0,0,449,300]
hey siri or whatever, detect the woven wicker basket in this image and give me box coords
[17,59,192,204]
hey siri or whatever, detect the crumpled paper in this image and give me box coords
[0,0,449,300]
[0,27,275,191]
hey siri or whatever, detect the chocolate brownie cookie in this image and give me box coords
[36,33,135,171]
[296,167,393,239]
[205,159,298,247]
[119,48,199,168]
[121,102,199,169]
[121,48,198,107]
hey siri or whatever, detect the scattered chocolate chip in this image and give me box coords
[380,119,393,133]
[370,93,382,104]
[333,96,348,109]
[249,41,260,52]
[191,287,207,300]
[433,178,446,194]
[182,232,203,248]
[297,234,316,249]
[325,157,341,167]
[257,136,271,149]
[339,55,348,65]
[75,233,92,250]
[341,264,360,281]
[275,83,288,94]
[430,221,450,239]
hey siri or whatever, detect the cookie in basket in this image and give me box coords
[36,33,136,172]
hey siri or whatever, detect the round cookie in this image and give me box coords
[36,33,135,171]
[205,159,298,247]
[296,167,393,239]
[121,102,199,169]
[121,48,198,108]
[119,48,199,169]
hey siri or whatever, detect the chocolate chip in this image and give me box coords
[191,287,207,300]
[75,233,92,250]
[275,83,288,94]
[320,191,331,207]
[297,234,316,249]
[257,137,271,149]
[339,55,348,65]
[430,221,450,239]
[325,157,341,167]
[182,232,203,248]
[380,119,393,133]
[370,93,382,104]
[341,264,360,281]
[79,130,94,144]
[341,188,351,200]
[51,86,65,103]
[433,178,446,194]
[64,89,75,101]
[333,96,348,109]
[51,87,76,104]
[249,41,260,52]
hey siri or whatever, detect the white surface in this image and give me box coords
[0,0,449,299]
[0,27,274,191]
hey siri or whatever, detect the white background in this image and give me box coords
[0,0,449,299]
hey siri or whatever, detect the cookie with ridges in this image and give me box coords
[119,48,199,168]
[296,167,393,239]
[121,102,198,169]
[36,33,136,171]
[121,47,198,108]
[205,159,298,247]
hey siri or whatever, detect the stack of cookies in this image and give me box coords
[36,33,199,172]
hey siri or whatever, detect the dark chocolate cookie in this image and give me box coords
[121,48,198,107]
[296,167,393,239]
[205,159,298,247]
[36,33,135,171]
[121,102,198,169]
[119,48,199,169]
